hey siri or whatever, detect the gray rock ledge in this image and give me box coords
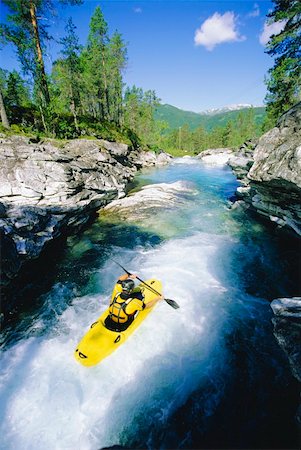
[270,297,301,424]
[229,102,301,237]
[102,181,197,221]
[0,136,172,290]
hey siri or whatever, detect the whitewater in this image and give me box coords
[0,158,298,450]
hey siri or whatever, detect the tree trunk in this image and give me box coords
[101,49,110,120]
[70,86,79,132]
[39,105,48,133]
[29,0,50,105]
[0,89,10,129]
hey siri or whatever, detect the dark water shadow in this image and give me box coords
[1,221,163,348]
[97,309,300,450]
[97,213,301,450]
[211,207,301,301]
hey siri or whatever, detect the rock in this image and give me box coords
[230,102,301,237]
[270,297,301,384]
[0,229,21,285]
[102,181,197,221]
[271,297,301,320]
[228,156,253,180]
[99,139,129,158]
[129,149,172,168]
[270,296,301,426]
[0,136,172,303]
[197,148,234,165]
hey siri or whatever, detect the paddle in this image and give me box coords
[112,259,180,309]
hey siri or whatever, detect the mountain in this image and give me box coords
[201,104,255,115]
[154,104,266,131]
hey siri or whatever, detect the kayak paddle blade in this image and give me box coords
[164,298,180,309]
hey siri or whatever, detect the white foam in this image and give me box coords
[0,231,234,450]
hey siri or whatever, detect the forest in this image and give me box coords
[0,0,300,156]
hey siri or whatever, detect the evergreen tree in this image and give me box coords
[264,0,301,123]
[52,18,82,130]
[1,0,82,129]
[124,86,160,146]
[86,6,109,120]
[123,86,143,132]
[107,31,127,125]
[191,125,208,152]
[6,70,31,108]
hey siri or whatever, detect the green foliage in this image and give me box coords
[84,6,110,121]
[0,0,83,124]
[6,70,31,108]
[0,3,262,153]
[123,86,161,148]
[157,107,261,155]
[154,103,266,131]
[107,31,127,125]
[52,18,82,130]
[0,4,129,140]
[264,0,301,122]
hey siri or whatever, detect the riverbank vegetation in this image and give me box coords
[0,0,299,156]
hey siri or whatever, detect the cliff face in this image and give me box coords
[0,136,171,296]
[229,102,301,237]
[229,104,301,421]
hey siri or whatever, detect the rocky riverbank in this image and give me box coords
[198,103,301,423]
[0,135,171,315]
[228,102,301,237]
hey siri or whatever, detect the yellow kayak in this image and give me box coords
[74,279,162,367]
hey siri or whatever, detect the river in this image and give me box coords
[0,158,299,450]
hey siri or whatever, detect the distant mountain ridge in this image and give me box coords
[201,103,259,115]
[154,103,266,131]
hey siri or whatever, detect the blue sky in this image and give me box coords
[0,0,281,112]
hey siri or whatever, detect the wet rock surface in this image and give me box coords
[102,181,197,221]
[270,297,301,423]
[197,147,234,165]
[0,136,172,299]
[229,103,301,237]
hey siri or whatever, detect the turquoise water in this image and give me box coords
[0,158,299,450]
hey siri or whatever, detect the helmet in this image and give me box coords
[121,279,135,293]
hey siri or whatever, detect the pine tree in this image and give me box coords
[86,6,109,120]
[1,0,82,129]
[264,0,301,123]
[107,31,127,125]
[52,18,82,131]
[124,87,161,146]
[6,70,31,108]
[191,125,208,152]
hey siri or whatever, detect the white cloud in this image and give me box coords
[194,12,246,51]
[259,19,287,45]
[248,3,260,18]
[133,7,142,14]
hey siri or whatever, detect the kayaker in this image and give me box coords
[104,273,163,332]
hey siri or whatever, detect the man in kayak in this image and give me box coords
[104,273,163,332]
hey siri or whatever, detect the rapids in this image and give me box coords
[0,158,299,450]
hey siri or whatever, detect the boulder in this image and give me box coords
[228,156,254,180]
[129,149,173,168]
[270,297,301,384]
[102,181,197,221]
[197,148,234,165]
[230,102,301,237]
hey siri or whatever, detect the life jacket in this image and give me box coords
[109,290,143,324]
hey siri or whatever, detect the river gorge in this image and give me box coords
[1,104,301,450]
[0,156,300,450]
